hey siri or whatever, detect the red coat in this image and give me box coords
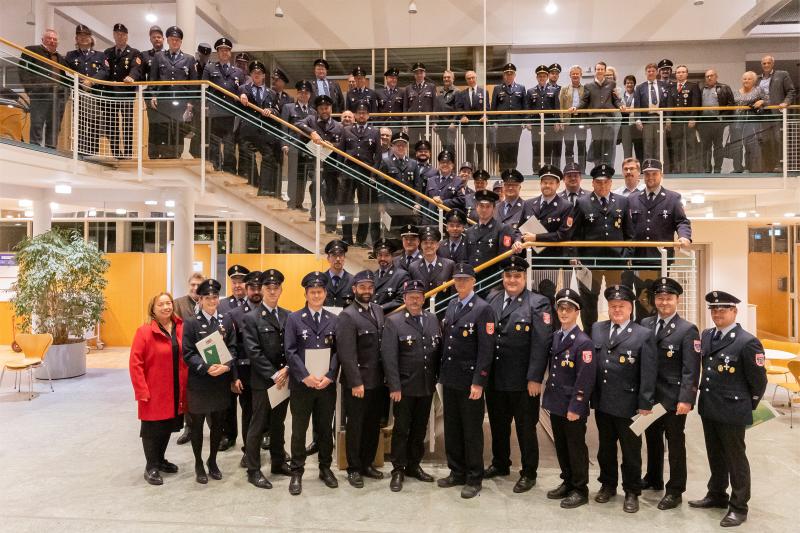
[129,318,188,421]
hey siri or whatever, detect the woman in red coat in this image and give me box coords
[129,292,188,486]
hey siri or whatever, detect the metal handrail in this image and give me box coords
[389,240,679,314]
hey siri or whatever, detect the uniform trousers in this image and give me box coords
[596,410,643,495]
[563,124,587,173]
[486,389,540,478]
[442,386,485,486]
[343,388,383,473]
[644,409,688,494]
[550,413,589,495]
[209,115,237,173]
[289,384,336,474]
[701,417,750,514]
[391,394,433,472]
[495,126,522,171]
[698,120,725,173]
[245,388,289,472]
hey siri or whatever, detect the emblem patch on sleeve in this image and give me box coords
[694,340,701,353]
[755,353,765,367]
[503,235,512,247]
[486,323,495,335]
[566,216,573,227]
[542,312,551,325]
[582,350,592,363]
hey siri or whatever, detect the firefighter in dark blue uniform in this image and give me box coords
[382,279,442,491]
[527,65,561,168]
[438,208,469,264]
[202,38,244,174]
[241,269,292,489]
[141,26,165,158]
[372,238,409,313]
[345,66,378,113]
[640,277,700,510]
[408,226,455,305]
[378,131,423,236]
[322,239,354,309]
[103,23,142,158]
[688,291,768,528]
[436,263,496,499]
[494,169,528,231]
[377,67,404,119]
[218,264,249,314]
[65,24,109,156]
[238,61,281,195]
[542,288,596,509]
[484,256,553,493]
[402,62,436,145]
[284,271,340,495]
[491,63,526,171]
[464,189,523,286]
[591,284,657,514]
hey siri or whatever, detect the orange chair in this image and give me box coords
[0,333,54,400]
[776,360,800,429]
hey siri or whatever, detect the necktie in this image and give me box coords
[678,83,683,93]
[272,309,279,322]
[656,318,665,335]
[209,315,218,329]
[379,269,386,279]
[648,192,655,202]
[116,48,123,58]
[649,82,657,106]
[406,255,413,267]
[712,329,722,344]
[503,297,512,310]
[417,315,424,328]
[301,105,307,114]
[569,192,577,206]
[358,125,364,135]
[600,196,608,209]
[610,323,620,340]
[222,64,229,76]
[255,86,262,101]
[322,80,329,96]
[504,203,511,216]
[562,330,569,343]
[469,88,474,106]
[455,302,464,314]
[332,275,340,288]
[314,312,321,327]
[450,241,457,255]
[427,263,434,274]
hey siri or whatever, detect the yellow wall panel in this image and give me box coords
[102,253,145,346]
[193,243,212,279]
[0,302,13,345]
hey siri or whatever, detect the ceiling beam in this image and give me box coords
[195,0,239,42]
[54,5,114,47]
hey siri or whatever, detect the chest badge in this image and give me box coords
[666,345,674,358]
[301,329,308,340]
[662,210,669,219]
[406,335,413,345]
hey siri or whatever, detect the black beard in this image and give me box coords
[356,293,372,304]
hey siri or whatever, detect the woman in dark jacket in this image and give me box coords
[182,279,240,484]
[129,292,188,486]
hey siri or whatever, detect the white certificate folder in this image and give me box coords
[305,348,331,378]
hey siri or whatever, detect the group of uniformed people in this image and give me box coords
[169,234,766,528]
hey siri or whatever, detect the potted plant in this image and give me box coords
[11,229,109,379]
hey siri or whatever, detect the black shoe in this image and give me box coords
[218,437,234,452]
[362,466,384,479]
[658,494,682,510]
[319,467,338,488]
[406,465,434,482]
[144,468,163,486]
[513,476,536,493]
[547,482,572,500]
[347,471,364,488]
[207,461,222,480]
[461,484,482,499]
[324,226,336,234]
[158,460,178,474]
[483,465,510,479]
[561,491,589,509]
[688,496,729,509]
[305,441,319,455]
[594,485,617,503]
[271,462,292,476]
[195,464,208,484]
[239,455,248,469]
[176,427,191,445]
[247,470,273,489]
[437,474,466,488]
[390,471,404,492]
[289,474,302,495]
[720,511,747,527]
[296,206,309,213]
[623,493,640,513]
[308,213,316,222]
[261,434,270,450]
[641,477,664,490]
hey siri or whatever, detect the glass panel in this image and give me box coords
[749,227,771,253]
[194,221,214,241]
[87,221,116,252]
[0,221,28,252]
[246,222,261,253]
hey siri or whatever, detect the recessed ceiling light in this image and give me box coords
[18,199,33,208]
[736,211,747,218]
[88,209,97,217]
[23,209,33,217]
[784,212,796,217]
[145,200,158,206]
[145,13,157,23]
[164,200,176,207]
[5,215,13,219]
[545,0,558,15]
[115,208,127,215]
[49,202,58,210]
[166,211,175,217]
[55,183,72,194]
[704,212,714,219]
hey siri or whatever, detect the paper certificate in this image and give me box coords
[305,348,331,378]
[268,384,290,407]
[518,216,547,254]
[629,403,667,436]
[306,140,333,161]
[196,330,232,365]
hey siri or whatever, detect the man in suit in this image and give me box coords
[559,66,587,173]
[758,55,797,172]
[285,271,341,495]
[438,208,469,263]
[634,63,672,161]
[485,257,553,493]
[340,103,382,246]
[699,69,735,173]
[65,24,109,157]
[527,65,561,168]
[571,62,626,166]
[379,131,423,236]
[282,80,317,212]
[456,70,488,168]
[382,280,442,491]
[560,164,634,331]
[542,288,596,508]
[591,284,658,513]
[203,38,245,174]
[298,95,345,232]
[494,169,528,231]
[20,28,67,150]
[668,66,702,173]
[436,263,496,499]
[241,269,292,489]
[491,63,527,171]
[403,62,437,145]
[689,291,768,528]
[238,61,282,195]
[336,270,386,487]
[148,25,197,159]
[640,278,701,510]
[377,67,404,119]
[103,23,142,159]
[433,70,458,156]
[372,238,409,313]
[310,58,345,114]
[346,66,378,113]
[409,227,455,300]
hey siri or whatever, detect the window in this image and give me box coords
[194,221,214,242]
[88,222,116,252]
[130,222,168,253]
[0,221,28,252]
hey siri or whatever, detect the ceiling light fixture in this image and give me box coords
[736,211,747,218]
[24,210,34,217]
[783,212,796,217]
[145,13,158,24]
[18,199,33,208]
[55,183,72,194]
[164,200,176,207]
[545,0,558,15]
[25,0,35,26]
[408,1,418,14]
[274,1,284,17]
[49,202,58,210]
[145,200,158,206]
[166,211,175,217]
[87,209,97,217]
[115,208,127,215]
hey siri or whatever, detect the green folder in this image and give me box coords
[203,345,221,365]
[747,402,779,430]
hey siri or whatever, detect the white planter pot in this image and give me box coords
[35,341,87,380]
